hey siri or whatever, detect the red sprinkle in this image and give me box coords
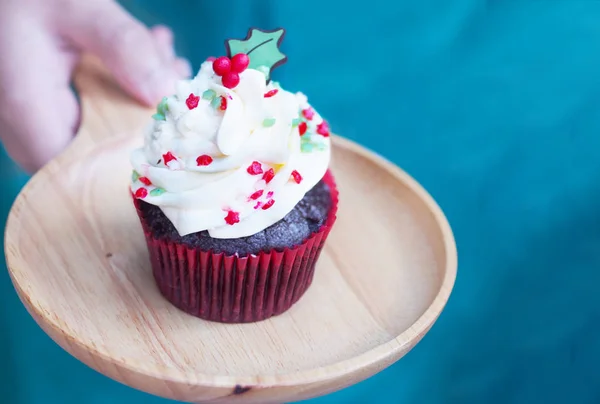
[186,93,200,110]
[262,168,275,184]
[213,56,231,76]
[317,121,330,137]
[247,161,263,175]
[267,191,274,198]
[298,121,308,136]
[222,72,240,89]
[264,89,279,98]
[249,190,264,200]
[196,155,213,166]
[291,170,303,184]
[138,176,152,186]
[224,210,240,225]
[302,108,315,120]
[163,152,176,165]
[231,53,250,73]
[135,188,148,199]
[262,199,275,210]
[219,96,227,111]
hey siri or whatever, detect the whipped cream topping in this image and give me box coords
[130,61,331,239]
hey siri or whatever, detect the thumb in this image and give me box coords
[63,1,187,106]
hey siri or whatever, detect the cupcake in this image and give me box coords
[129,28,337,323]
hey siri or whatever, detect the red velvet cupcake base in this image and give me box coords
[134,171,338,323]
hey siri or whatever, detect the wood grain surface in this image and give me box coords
[4,56,457,404]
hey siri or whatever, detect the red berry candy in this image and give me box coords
[231,53,250,73]
[298,121,308,136]
[186,93,200,110]
[224,210,240,225]
[291,170,303,184]
[219,96,228,111]
[138,176,152,186]
[249,189,264,200]
[196,154,213,166]
[213,56,231,76]
[264,89,279,98]
[262,199,275,210]
[135,188,148,199]
[247,161,263,175]
[262,168,275,184]
[222,72,240,89]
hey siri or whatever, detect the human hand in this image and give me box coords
[0,0,191,173]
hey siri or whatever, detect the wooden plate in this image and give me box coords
[4,56,457,404]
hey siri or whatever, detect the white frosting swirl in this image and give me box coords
[130,61,331,238]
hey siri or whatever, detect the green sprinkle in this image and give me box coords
[131,170,140,182]
[301,142,314,153]
[202,89,216,100]
[152,113,165,121]
[262,117,276,127]
[291,118,302,127]
[210,96,222,109]
[152,97,169,121]
[150,188,166,197]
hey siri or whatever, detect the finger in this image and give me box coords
[151,25,175,62]
[0,23,79,173]
[63,1,183,106]
[173,58,193,79]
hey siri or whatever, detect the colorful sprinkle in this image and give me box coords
[220,96,228,111]
[262,118,276,127]
[262,199,275,210]
[264,89,279,98]
[150,188,166,196]
[302,108,315,120]
[301,142,314,153]
[131,170,140,182]
[231,53,250,73]
[163,152,176,165]
[253,201,263,210]
[291,170,303,184]
[298,121,308,136]
[202,89,216,100]
[291,118,301,127]
[249,190,264,200]
[135,188,148,199]
[196,155,213,166]
[222,72,240,89]
[247,161,263,175]
[210,96,222,109]
[262,168,275,184]
[267,191,274,198]
[213,56,231,76]
[317,121,330,137]
[152,97,169,121]
[224,210,240,225]
[138,176,152,186]
[186,93,200,110]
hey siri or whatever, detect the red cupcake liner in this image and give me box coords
[133,170,339,323]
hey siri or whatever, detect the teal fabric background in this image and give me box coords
[2,0,600,402]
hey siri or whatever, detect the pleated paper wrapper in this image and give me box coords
[133,171,338,323]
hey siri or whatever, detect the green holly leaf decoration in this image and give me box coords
[225,28,287,81]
